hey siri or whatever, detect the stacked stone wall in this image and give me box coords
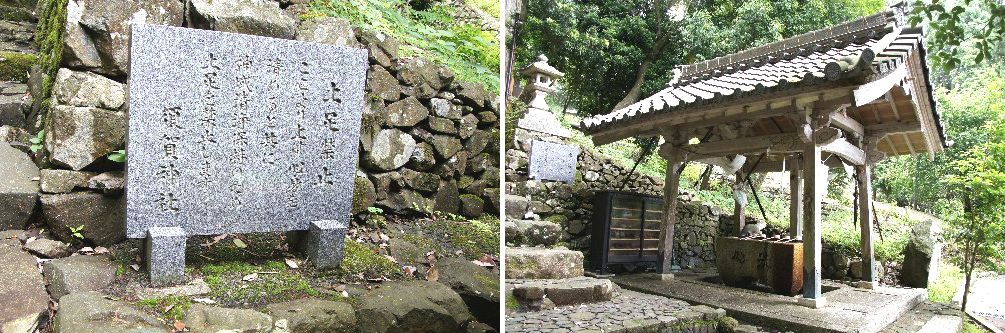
[505,124,729,270]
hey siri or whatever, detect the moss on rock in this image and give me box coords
[0,52,35,82]
[336,239,400,279]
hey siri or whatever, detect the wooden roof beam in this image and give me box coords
[822,138,865,165]
[830,111,864,138]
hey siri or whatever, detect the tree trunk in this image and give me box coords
[962,251,973,312]
[699,165,712,190]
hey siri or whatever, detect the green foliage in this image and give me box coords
[107,149,126,163]
[67,224,84,240]
[136,295,191,320]
[0,52,36,82]
[367,206,384,215]
[505,99,527,149]
[427,216,499,258]
[309,0,499,91]
[516,0,884,116]
[200,260,334,306]
[29,130,44,153]
[909,0,1005,70]
[928,263,965,303]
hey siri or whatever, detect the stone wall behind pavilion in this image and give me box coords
[0,0,500,247]
[504,123,731,270]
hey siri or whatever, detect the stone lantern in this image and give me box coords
[517,55,570,138]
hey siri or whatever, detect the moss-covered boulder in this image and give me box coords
[183,304,273,333]
[384,96,428,128]
[0,52,34,82]
[54,292,165,333]
[459,194,485,218]
[351,175,375,215]
[355,280,472,333]
[187,0,294,39]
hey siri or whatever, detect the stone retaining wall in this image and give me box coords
[505,122,729,270]
[0,0,501,247]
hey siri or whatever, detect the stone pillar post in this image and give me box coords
[798,142,826,308]
[789,155,803,239]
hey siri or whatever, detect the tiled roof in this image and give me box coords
[581,5,923,134]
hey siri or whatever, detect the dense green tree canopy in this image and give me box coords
[514,0,884,116]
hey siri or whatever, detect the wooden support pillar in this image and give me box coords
[789,155,803,239]
[799,143,826,307]
[857,164,876,286]
[733,169,747,236]
[657,145,682,275]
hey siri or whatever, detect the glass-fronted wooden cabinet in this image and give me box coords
[589,191,664,273]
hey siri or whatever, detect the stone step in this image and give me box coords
[505,247,583,279]
[505,219,562,247]
[879,301,962,333]
[510,277,615,310]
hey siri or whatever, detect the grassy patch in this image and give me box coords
[333,239,400,280]
[428,216,499,259]
[199,259,332,307]
[136,295,192,321]
[505,291,519,310]
[929,263,964,303]
[308,0,499,91]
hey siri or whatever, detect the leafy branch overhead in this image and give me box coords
[909,0,1005,70]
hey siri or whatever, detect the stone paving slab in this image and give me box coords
[880,301,961,333]
[506,289,711,333]
[614,273,926,333]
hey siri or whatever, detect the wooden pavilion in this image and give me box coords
[580,1,946,307]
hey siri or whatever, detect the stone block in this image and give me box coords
[528,140,579,183]
[306,220,347,270]
[146,227,186,287]
[0,142,38,230]
[505,247,584,279]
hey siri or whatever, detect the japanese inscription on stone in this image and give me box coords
[126,24,368,238]
[528,140,579,183]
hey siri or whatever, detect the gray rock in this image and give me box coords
[265,298,358,333]
[365,128,416,171]
[408,142,436,171]
[437,257,499,326]
[367,65,400,102]
[52,68,126,110]
[0,142,38,230]
[187,0,296,39]
[40,169,96,194]
[87,171,124,194]
[357,30,399,68]
[0,125,31,146]
[0,229,27,244]
[24,238,72,258]
[0,247,49,333]
[427,116,457,134]
[296,17,362,48]
[0,92,27,128]
[183,304,273,333]
[902,220,942,288]
[63,0,185,75]
[430,98,461,119]
[511,277,613,307]
[401,169,439,193]
[396,58,453,90]
[378,188,428,214]
[42,254,116,300]
[505,247,584,279]
[384,96,429,127]
[356,281,472,333]
[506,220,562,246]
[456,81,492,109]
[484,188,500,214]
[430,135,462,160]
[41,192,125,246]
[476,111,497,124]
[433,180,460,214]
[351,174,376,215]
[459,194,485,218]
[370,172,403,201]
[465,130,491,156]
[459,114,478,139]
[504,195,530,220]
[44,105,126,170]
[146,227,186,287]
[54,291,166,333]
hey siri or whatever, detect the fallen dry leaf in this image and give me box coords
[232,238,247,248]
[25,236,36,244]
[173,319,187,331]
[473,254,495,267]
[403,266,417,276]
[78,247,93,253]
[192,298,215,304]
[242,273,258,282]
[285,258,299,269]
[164,304,175,313]
[94,247,109,254]
[425,266,439,282]
[130,264,140,271]
[341,290,350,298]
[334,284,347,292]
[379,233,390,242]
[383,255,398,264]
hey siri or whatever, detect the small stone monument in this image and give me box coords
[517,55,571,138]
[126,24,367,286]
[528,140,579,184]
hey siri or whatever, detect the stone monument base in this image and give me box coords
[287,221,348,270]
[146,227,187,287]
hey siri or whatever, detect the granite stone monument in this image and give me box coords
[126,24,367,285]
[528,140,579,184]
